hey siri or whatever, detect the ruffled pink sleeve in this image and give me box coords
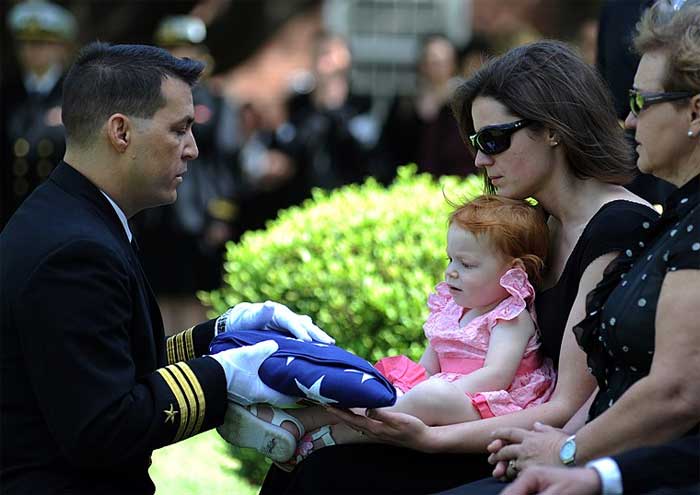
[426,282,453,313]
[487,268,537,326]
[500,268,535,308]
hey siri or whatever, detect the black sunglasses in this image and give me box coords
[628,89,694,117]
[469,119,532,155]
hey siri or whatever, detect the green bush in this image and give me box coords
[202,166,484,483]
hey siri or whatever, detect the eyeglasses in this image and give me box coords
[628,89,694,117]
[469,119,532,155]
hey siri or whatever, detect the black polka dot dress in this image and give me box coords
[574,175,700,421]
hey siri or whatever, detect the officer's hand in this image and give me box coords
[219,301,334,344]
[209,340,298,408]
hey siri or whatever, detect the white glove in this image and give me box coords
[218,301,334,344]
[209,340,298,408]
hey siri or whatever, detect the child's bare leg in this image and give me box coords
[254,378,482,462]
[384,378,481,425]
[301,379,483,450]
[289,405,341,432]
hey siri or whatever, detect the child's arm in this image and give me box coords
[452,311,536,393]
[418,344,440,377]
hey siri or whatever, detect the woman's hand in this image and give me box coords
[488,422,569,478]
[326,407,435,451]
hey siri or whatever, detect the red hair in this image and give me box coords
[449,195,549,288]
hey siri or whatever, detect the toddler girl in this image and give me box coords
[218,195,556,466]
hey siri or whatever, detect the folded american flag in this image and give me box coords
[210,330,397,408]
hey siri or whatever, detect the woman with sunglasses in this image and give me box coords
[478,0,700,490]
[260,39,660,495]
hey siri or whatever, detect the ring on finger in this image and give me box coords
[506,459,518,480]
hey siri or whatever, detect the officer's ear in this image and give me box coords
[105,114,132,153]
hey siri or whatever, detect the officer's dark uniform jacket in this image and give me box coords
[0,162,227,494]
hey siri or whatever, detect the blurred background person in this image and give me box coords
[2,0,77,228]
[470,0,542,55]
[133,14,241,334]
[376,34,476,182]
[267,32,377,198]
[596,0,675,206]
[576,16,599,66]
[235,101,302,233]
[458,35,493,80]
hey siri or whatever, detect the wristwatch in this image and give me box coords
[559,434,577,466]
[215,308,232,336]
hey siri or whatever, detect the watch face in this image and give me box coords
[561,440,576,460]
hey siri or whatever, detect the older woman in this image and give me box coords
[259,40,659,494]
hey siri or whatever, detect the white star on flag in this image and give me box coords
[294,375,339,405]
[344,369,375,383]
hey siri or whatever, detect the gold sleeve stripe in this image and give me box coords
[176,333,187,362]
[184,327,195,360]
[166,364,197,440]
[156,367,188,441]
[166,327,197,364]
[166,336,176,365]
[173,333,182,361]
[174,362,206,436]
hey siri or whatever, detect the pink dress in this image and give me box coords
[376,268,556,418]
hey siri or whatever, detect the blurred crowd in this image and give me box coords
[0,0,673,332]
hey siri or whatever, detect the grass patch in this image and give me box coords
[150,429,261,494]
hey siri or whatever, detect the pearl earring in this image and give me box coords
[689,130,696,137]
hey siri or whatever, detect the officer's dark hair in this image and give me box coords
[62,42,204,146]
